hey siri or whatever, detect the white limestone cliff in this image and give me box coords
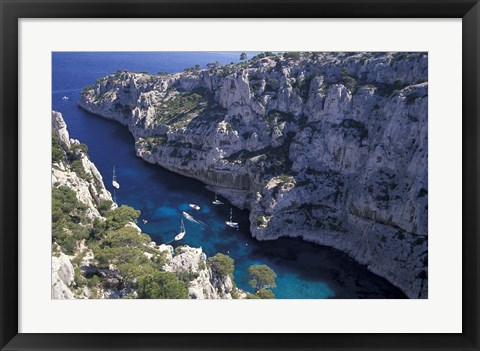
[78,52,428,298]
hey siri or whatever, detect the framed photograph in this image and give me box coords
[1,0,478,350]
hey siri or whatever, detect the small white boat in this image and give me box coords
[189,203,200,210]
[112,166,120,189]
[182,211,194,221]
[142,219,148,224]
[212,194,224,205]
[225,208,239,229]
[62,96,69,100]
[174,220,186,241]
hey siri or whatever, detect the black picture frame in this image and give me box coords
[1,1,479,350]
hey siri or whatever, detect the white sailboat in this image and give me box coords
[189,203,201,210]
[212,194,224,205]
[225,208,239,229]
[174,220,186,241]
[112,166,120,189]
[182,211,194,221]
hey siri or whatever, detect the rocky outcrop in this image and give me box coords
[51,253,75,299]
[163,245,234,299]
[52,111,114,220]
[52,111,71,149]
[78,52,428,298]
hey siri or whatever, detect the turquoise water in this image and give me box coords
[52,52,406,299]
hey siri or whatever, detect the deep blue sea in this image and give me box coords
[52,52,405,299]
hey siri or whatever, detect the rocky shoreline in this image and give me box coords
[78,52,428,298]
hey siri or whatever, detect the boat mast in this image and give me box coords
[112,165,120,189]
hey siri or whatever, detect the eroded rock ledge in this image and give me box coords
[78,52,428,298]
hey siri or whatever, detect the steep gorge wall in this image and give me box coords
[79,52,428,298]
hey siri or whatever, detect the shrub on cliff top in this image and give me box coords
[207,253,234,278]
[247,264,277,292]
[284,52,301,60]
[70,143,89,154]
[255,289,275,299]
[105,205,141,230]
[137,271,188,299]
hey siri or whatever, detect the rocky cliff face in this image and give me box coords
[52,111,237,299]
[78,52,428,298]
[161,245,235,299]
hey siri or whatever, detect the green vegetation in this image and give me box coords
[283,52,301,60]
[70,143,89,154]
[392,79,405,91]
[53,131,94,179]
[377,79,407,96]
[206,62,221,71]
[278,174,294,184]
[207,253,234,278]
[337,119,368,143]
[291,76,312,100]
[92,226,165,285]
[226,133,295,178]
[341,68,358,94]
[177,269,199,285]
[82,85,93,93]
[247,264,277,292]
[139,136,168,153]
[249,52,274,63]
[52,133,208,299]
[390,52,410,65]
[52,134,65,163]
[175,245,186,255]
[154,89,215,128]
[255,215,267,227]
[230,287,241,299]
[105,205,140,230]
[265,78,279,92]
[70,160,92,182]
[97,199,113,216]
[52,185,88,254]
[415,77,428,84]
[255,289,275,299]
[137,271,188,299]
[406,91,421,105]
